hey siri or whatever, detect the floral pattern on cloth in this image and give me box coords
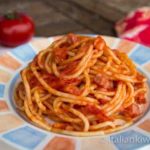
[115,7,150,47]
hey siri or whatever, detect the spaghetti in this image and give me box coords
[14,33,148,136]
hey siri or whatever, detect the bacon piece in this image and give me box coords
[61,61,78,75]
[94,74,113,90]
[30,77,40,88]
[136,73,145,81]
[67,33,78,44]
[134,83,143,90]
[63,84,82,96]
[84,105,112,122]
[53,47,68,63]
[60,78,81,86]
[94,36,106,50]
[122,104,141,118]
[52,123,68,129]
[45,74,81,90]
[98,99,109,105]
[97,113,113,122]
[85,105,101,114]
[135,93,146,104]
[44,74,60,89]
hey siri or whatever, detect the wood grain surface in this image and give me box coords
[0,0,149,36]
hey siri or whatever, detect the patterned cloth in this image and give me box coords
[0,37,38,55]
[115,7,150,47]
[0,46,12,55]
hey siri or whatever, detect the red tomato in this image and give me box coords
[0,12,34,47]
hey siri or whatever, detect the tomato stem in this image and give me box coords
[4,11,20,20]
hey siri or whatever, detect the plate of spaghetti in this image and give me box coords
[1,33,150,149]
[12,33,149,137]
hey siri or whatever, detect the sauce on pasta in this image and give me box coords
[14,33,147,136]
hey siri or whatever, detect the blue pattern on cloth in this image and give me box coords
[129,45,150,65]
[3,126,47,149]
[11,44,36,62]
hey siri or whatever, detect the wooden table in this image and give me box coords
[0,0,150,37]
